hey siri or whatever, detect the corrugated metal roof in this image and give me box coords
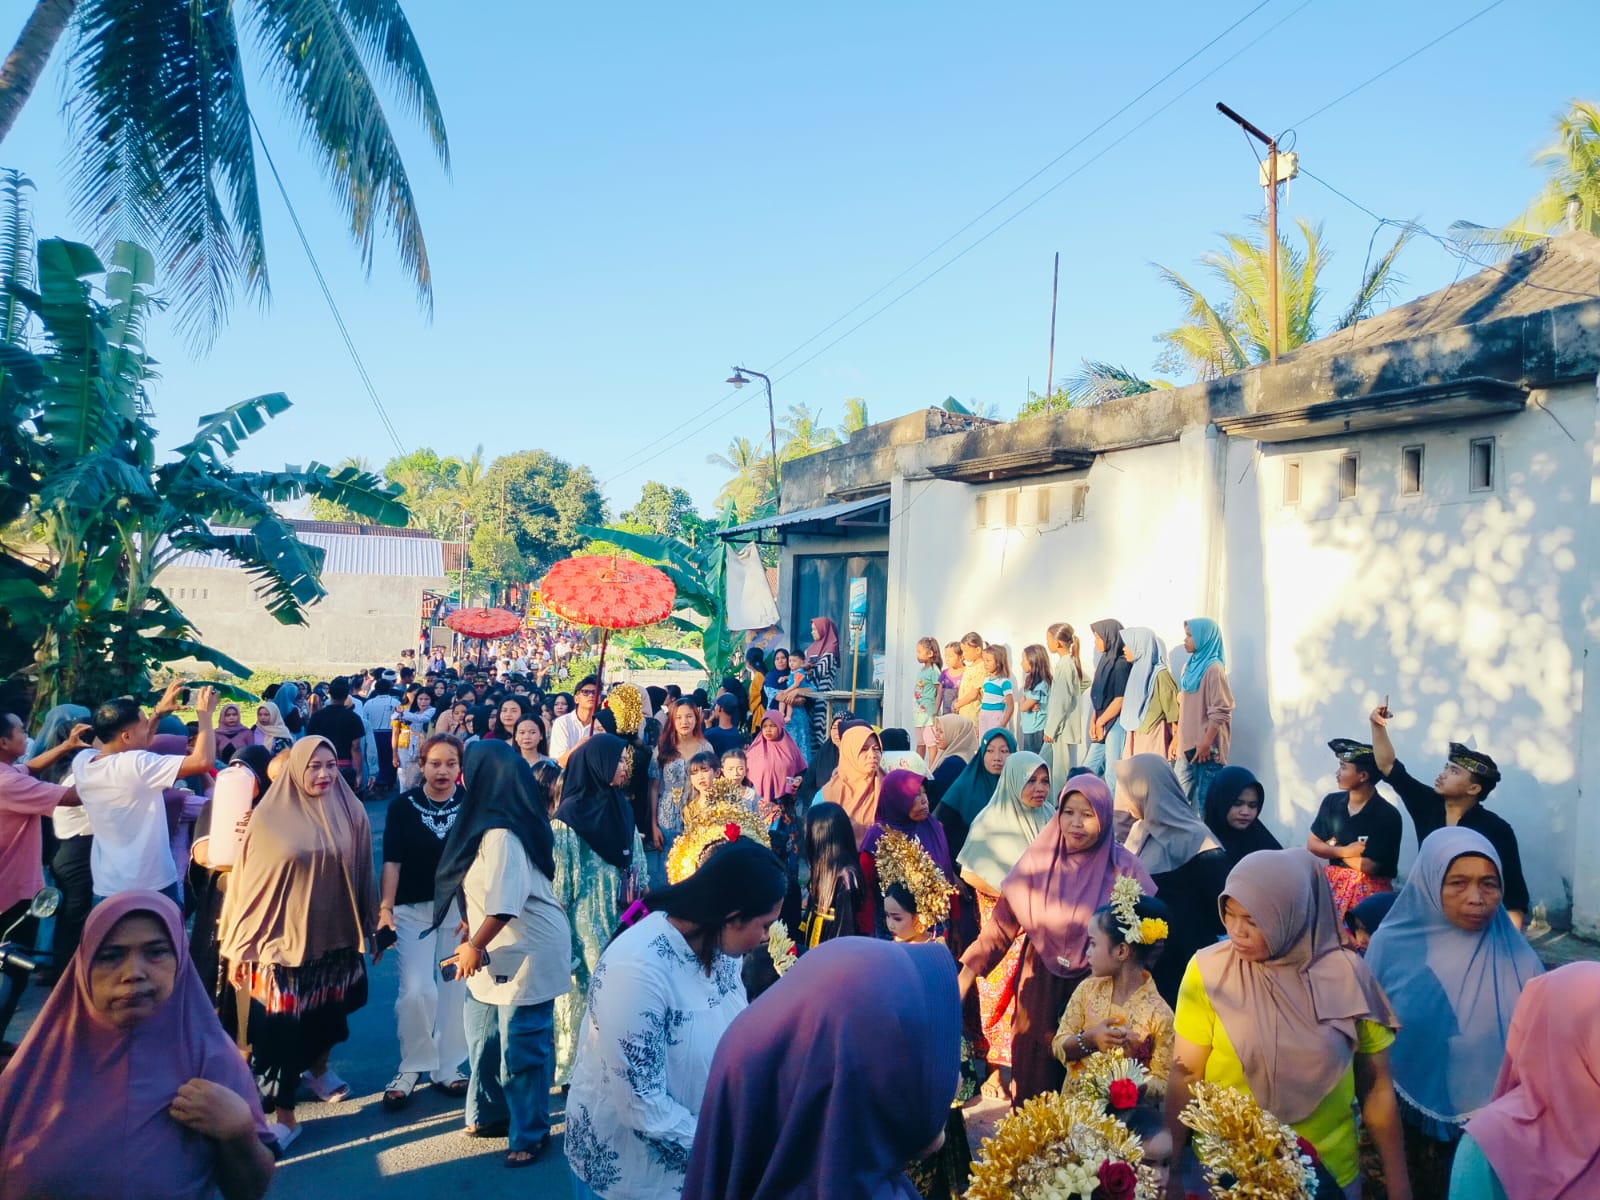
[165,525,446,579]
[720,496,889,536]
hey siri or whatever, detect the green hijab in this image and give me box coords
[958,750,1055,890]
[938,727,1016,824]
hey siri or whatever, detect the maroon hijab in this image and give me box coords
[807,618,840,662]
[0,891,268,1199]
[860,768,953,880]
[1000,774,1155,977]
[682,938,959,1199]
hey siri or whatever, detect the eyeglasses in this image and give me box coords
[577,688,599,698]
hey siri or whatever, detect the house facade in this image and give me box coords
[161,519,448,675]
[727,234,1600,933]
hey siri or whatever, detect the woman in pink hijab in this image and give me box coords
[957,773,1153,1104]
[0,891,274,1199]
[1455,962,1600,1200]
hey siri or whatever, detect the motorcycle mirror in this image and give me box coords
[26,887,61,921]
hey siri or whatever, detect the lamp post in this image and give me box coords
[726,366,780,506]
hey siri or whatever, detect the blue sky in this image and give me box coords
[1,0,1591,516]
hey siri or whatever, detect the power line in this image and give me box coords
[250,116,407,457]
[600,0,1294,484]
[1287,0,1510,129]
[603,0,1314,486]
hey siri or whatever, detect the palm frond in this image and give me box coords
[0,170,36,345]
[168,521,327,624]
[331,0,450,170]
[175,392,293,463]
[1335,224,1417,331]
[243,0,439,313]
[1064,360,1169,406]
[1152,263,1247,380]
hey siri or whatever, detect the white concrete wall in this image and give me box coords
[864,383,1600,926]
[161,566,444,676]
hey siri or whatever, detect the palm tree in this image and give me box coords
[840,396,870,435]
[1153,217,1412,381]
[0,0,449,347]
[1450,99,1600,257]
[707,437,773,518]
[779,404,839,459]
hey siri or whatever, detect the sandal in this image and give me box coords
[433,1071,470,1098]
[463,1120,509,1139]
[268,1121,303,1158]
[505,1136,550,1168]
[383,1071,420,1110]
[300,1068,351,1103]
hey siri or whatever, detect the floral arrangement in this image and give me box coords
[1109,876,1169,946]
[966,1091,1156,1200]
[606,684,644,736]
[766,920,798,977]
[1067,1049,1152,1113]
[666,799,771,884]
[873,829,954,927]
[682,775,755,827]
[1179,1082,1318,1200]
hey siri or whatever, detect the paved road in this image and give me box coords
[12,796,572,1197]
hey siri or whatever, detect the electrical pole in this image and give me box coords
[1046,251,1060,411]
[1216,102,1296,366]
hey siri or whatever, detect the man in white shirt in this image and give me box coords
[74,682,217,901]
[548,676,602,767]
[364,677,402,794]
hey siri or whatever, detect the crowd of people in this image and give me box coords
[0,609,1589,1200]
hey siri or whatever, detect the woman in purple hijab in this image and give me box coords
[681,937,960,1200]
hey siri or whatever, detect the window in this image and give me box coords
[1282,460,1302,506]
[1070,484,1089,522]
[1034,487,1051,524]
[1400,445,1424,496]
[1469,438,1495,492]
[1339,453,1359,501]
[1004,491,1019,529]
[975,495,988,527]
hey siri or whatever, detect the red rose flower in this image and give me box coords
[1107,1077,1139,1111]
[1296,1136,1321,1165]
[724,822,741,842]
[1097,1159,1138,1200]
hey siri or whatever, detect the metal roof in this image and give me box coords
[719,495,889,538]
[165,525,447,579]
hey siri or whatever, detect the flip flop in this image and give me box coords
[505,1136,550,1168]
[463,1120,509,1139]
[300,1069,350,1103]
[268,1121,303,1158]
[383,1071,420,1110]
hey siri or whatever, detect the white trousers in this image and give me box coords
[392,900,468,1078]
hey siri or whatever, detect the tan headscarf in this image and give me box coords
[935,714,979,763]
[822,724,882,845]
[1195,849,1399,1122]
[219,736,377,967]
[1115,753,1220,874]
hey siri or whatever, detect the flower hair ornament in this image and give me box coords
[665,794,771,884]
[873,829,954,928]
[765,920,798,978]
[1109,876,1168,946]
[1179,1082,1318,1200]
[1066,1049,1155,1114]
[606,685,644,736]
[966,1091,1156,1200]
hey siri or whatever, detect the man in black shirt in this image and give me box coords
[307,677,369,790]
[1368,705,1529,926]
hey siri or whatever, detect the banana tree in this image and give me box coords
[1,231,409,709]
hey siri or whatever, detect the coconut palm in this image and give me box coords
[0,0,449,347]
[779,404,840,459]
[1450,99,1600,257]
[707,436,773,519]
[841,396,870,435]
[1152,217,1413,381]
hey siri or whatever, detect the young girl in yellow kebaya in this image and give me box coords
[1051,882,1175,1090]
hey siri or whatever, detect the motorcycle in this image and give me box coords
[0,887,63,1044]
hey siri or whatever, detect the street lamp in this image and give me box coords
[726,366,781,505]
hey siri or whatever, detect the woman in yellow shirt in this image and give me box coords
[1162,849,1408,1200]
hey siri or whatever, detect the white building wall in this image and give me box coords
[872,382,1598,926]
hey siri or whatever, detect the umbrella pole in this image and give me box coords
[597,627,610,690]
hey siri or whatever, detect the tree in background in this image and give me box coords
[707,436,774,521]
[467,526,527,604]
[1151,217,1412,382]
[0,0,450,347]
[473,449,606,575]
[1451,99,1600,256]
[840,396,870,436]
[622,481,705,542]
[779,404,840,459]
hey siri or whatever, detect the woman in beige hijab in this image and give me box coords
[821,724,883,845]
[219,736,377,1154]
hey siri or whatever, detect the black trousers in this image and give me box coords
[0,900,39,1042]
[48,834,94,982]
[374,731,395,790]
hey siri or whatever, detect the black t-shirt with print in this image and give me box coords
[383,786,464,906]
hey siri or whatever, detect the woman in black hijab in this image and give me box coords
[1202,764,1282,869]
[432,741,566,1164]
[1087,619,1132,778]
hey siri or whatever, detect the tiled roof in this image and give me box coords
[166,525,447,579]
[1287,231,1600,360]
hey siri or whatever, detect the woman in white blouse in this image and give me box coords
[565,838,787,1200]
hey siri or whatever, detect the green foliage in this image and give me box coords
[550,655,600,694]
[1450,99,1600,257]
[58,0,449,347]
[0,226,409,710]
[840,396,869,436]
[473,449,607,576]
[468,526,527,601]
[621,482,705,542]
[779,404,840,459]
[1017,364,1172,418]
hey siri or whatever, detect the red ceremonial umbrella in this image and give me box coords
[540,555,676,686]
[444,606,523,640]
